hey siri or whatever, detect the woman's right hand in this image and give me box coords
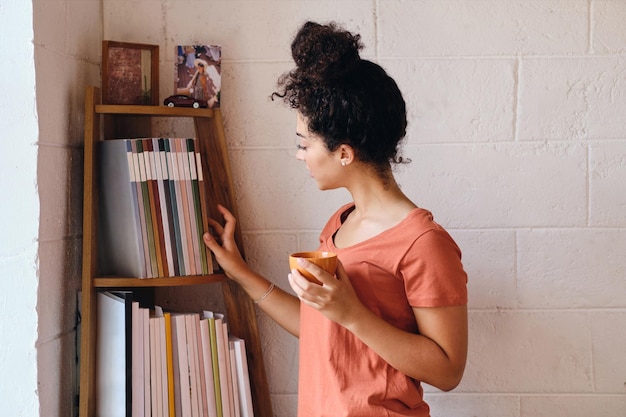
[203,204,249,282]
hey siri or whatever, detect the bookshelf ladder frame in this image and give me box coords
[79,85,272,417]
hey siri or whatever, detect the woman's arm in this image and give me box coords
[289,259,468,390]
[349,304,467,391]
[203,204,301,336]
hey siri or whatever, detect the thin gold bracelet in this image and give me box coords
[253,282,275,304]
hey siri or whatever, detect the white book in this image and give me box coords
[149,317,160,417]
[172,314,192,417]
[211,314,232,417]
[185,314,201,417]
[228,341,241,417]
[155,306,169,417]
[97,140,148,278]
[131,301,145,417]
[194,317,208,417]
[230,337,254,417]
[142,307,151,417]
[96,291,126,417]
[221,322,235,417]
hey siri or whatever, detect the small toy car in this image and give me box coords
[163,95,208,109]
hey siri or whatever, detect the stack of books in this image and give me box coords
[97,138,214,278]
[96,291,254,417]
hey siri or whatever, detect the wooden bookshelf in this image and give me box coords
[79,86,273,417]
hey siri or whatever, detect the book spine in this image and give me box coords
[205,314,223,417]
[194,316,209,417]
[170,314,184,417]
[149,317,159,417]
[154,138,175,277]
[165,139,186,276]
[159,138,180,276]
[185,314,201,417]
[182,138,201,276]
[194,149,214,274]
[131,301,144,417]
[135,139,159,277]
[199,318,218,417]
[130,140,152,278]
[173,315,192,417]
[142,307,151,416]
[144,138,166,277]
[164,313,176,417]
[175,138,196,275]
[187,139,209,275]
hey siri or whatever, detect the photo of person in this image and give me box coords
[174,44,221,108]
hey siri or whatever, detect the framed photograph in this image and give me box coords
[173,44,221,109]
[102,41,159,105]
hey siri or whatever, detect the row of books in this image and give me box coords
[96,291,254,417]
[97,137,214,278]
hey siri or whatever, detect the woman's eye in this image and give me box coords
[296,144,307,150]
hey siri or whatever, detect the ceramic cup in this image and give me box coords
[289,251,338,285]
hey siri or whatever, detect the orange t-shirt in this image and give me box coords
[297,204,467,417]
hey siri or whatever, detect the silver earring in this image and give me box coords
[341,160,347,166]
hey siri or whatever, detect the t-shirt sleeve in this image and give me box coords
[401,229,468,307]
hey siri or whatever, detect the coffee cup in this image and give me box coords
[289,251,338,285]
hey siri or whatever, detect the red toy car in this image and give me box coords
[163,95,208,109]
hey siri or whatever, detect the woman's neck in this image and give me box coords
[346,170,416,221]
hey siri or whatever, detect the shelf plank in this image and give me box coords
[95,104,214,118]
[93,274,225,287]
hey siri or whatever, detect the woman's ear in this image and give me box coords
[338,144,355,166]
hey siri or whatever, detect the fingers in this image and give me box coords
[204,205,235,252]
[215,204,237,240]
[288,269,316,300]
[216,204,235,223]
[205,205,235,239]
[295,258,333,285]
[207,218,224,235]
[203,231,223,255]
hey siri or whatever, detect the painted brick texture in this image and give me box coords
[101,1,626,416]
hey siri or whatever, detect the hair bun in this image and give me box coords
[291,21,363,83]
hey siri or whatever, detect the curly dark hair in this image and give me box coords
[272,21,408,171]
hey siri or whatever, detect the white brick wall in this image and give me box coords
[103,1,626,416]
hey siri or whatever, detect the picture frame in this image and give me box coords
[173,44,221,109]
[102,41,159,106]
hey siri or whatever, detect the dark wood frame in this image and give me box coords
[102,41,159,106]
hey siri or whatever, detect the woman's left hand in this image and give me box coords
[288,259,366,327]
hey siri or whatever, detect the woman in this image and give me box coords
[187,58,218,107]
[203,21,468,417]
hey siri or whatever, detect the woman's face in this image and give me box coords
[295,113,343,190]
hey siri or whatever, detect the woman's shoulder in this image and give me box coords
[401,207,460,245]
